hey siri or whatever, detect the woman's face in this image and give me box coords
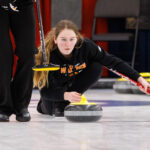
[54,29,77,58]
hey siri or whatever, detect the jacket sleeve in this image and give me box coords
[85,39,140,81]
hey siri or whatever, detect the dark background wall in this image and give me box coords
[11,0,150,77]
[108,0,150,77]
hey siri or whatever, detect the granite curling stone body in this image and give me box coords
[64,95,103,122]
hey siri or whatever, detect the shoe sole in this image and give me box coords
[16,117,31,122]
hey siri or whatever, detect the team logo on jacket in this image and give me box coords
[60,62,86,77]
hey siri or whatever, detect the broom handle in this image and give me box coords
[35,0,47,64]
[108,68,150,94]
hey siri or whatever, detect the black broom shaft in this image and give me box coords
[35,0,47,64]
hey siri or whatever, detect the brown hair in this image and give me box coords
[33,20,84,89]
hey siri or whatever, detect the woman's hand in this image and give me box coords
[64,91,81,102]
[137,76,150,95]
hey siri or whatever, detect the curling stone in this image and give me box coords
[113,78,132,94]
[64,95,102,122]
[131,72,150,94]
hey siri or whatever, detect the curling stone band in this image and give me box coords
[64,110,102,116]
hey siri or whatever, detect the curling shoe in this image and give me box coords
[16,108,31,122]
[0,113,9,122]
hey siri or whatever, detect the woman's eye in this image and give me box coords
[70,38,75,41]
[61,39,66,41]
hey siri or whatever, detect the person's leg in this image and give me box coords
[68,62,102,93]
[0,8,14,120]
[37,98,70,116]
[10,5,36,121]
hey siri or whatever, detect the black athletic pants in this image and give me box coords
[37,62,102,115]
[0,5,36,115]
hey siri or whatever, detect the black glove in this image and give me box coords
[0,0,12,5]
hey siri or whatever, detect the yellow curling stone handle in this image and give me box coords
[71,95,97,105]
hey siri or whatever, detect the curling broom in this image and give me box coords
[32,0,60,71]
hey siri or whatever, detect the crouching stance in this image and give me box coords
[34,20,150,116]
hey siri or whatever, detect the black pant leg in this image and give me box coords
[68,62,103,94]
[37,98,70,115]
[0,8,14,115]
[10,5,36,111]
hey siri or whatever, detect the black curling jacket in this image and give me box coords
[40,38,140,101]
[0,0,33,9]
[0,0,33,5]
[15,0,33,6]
